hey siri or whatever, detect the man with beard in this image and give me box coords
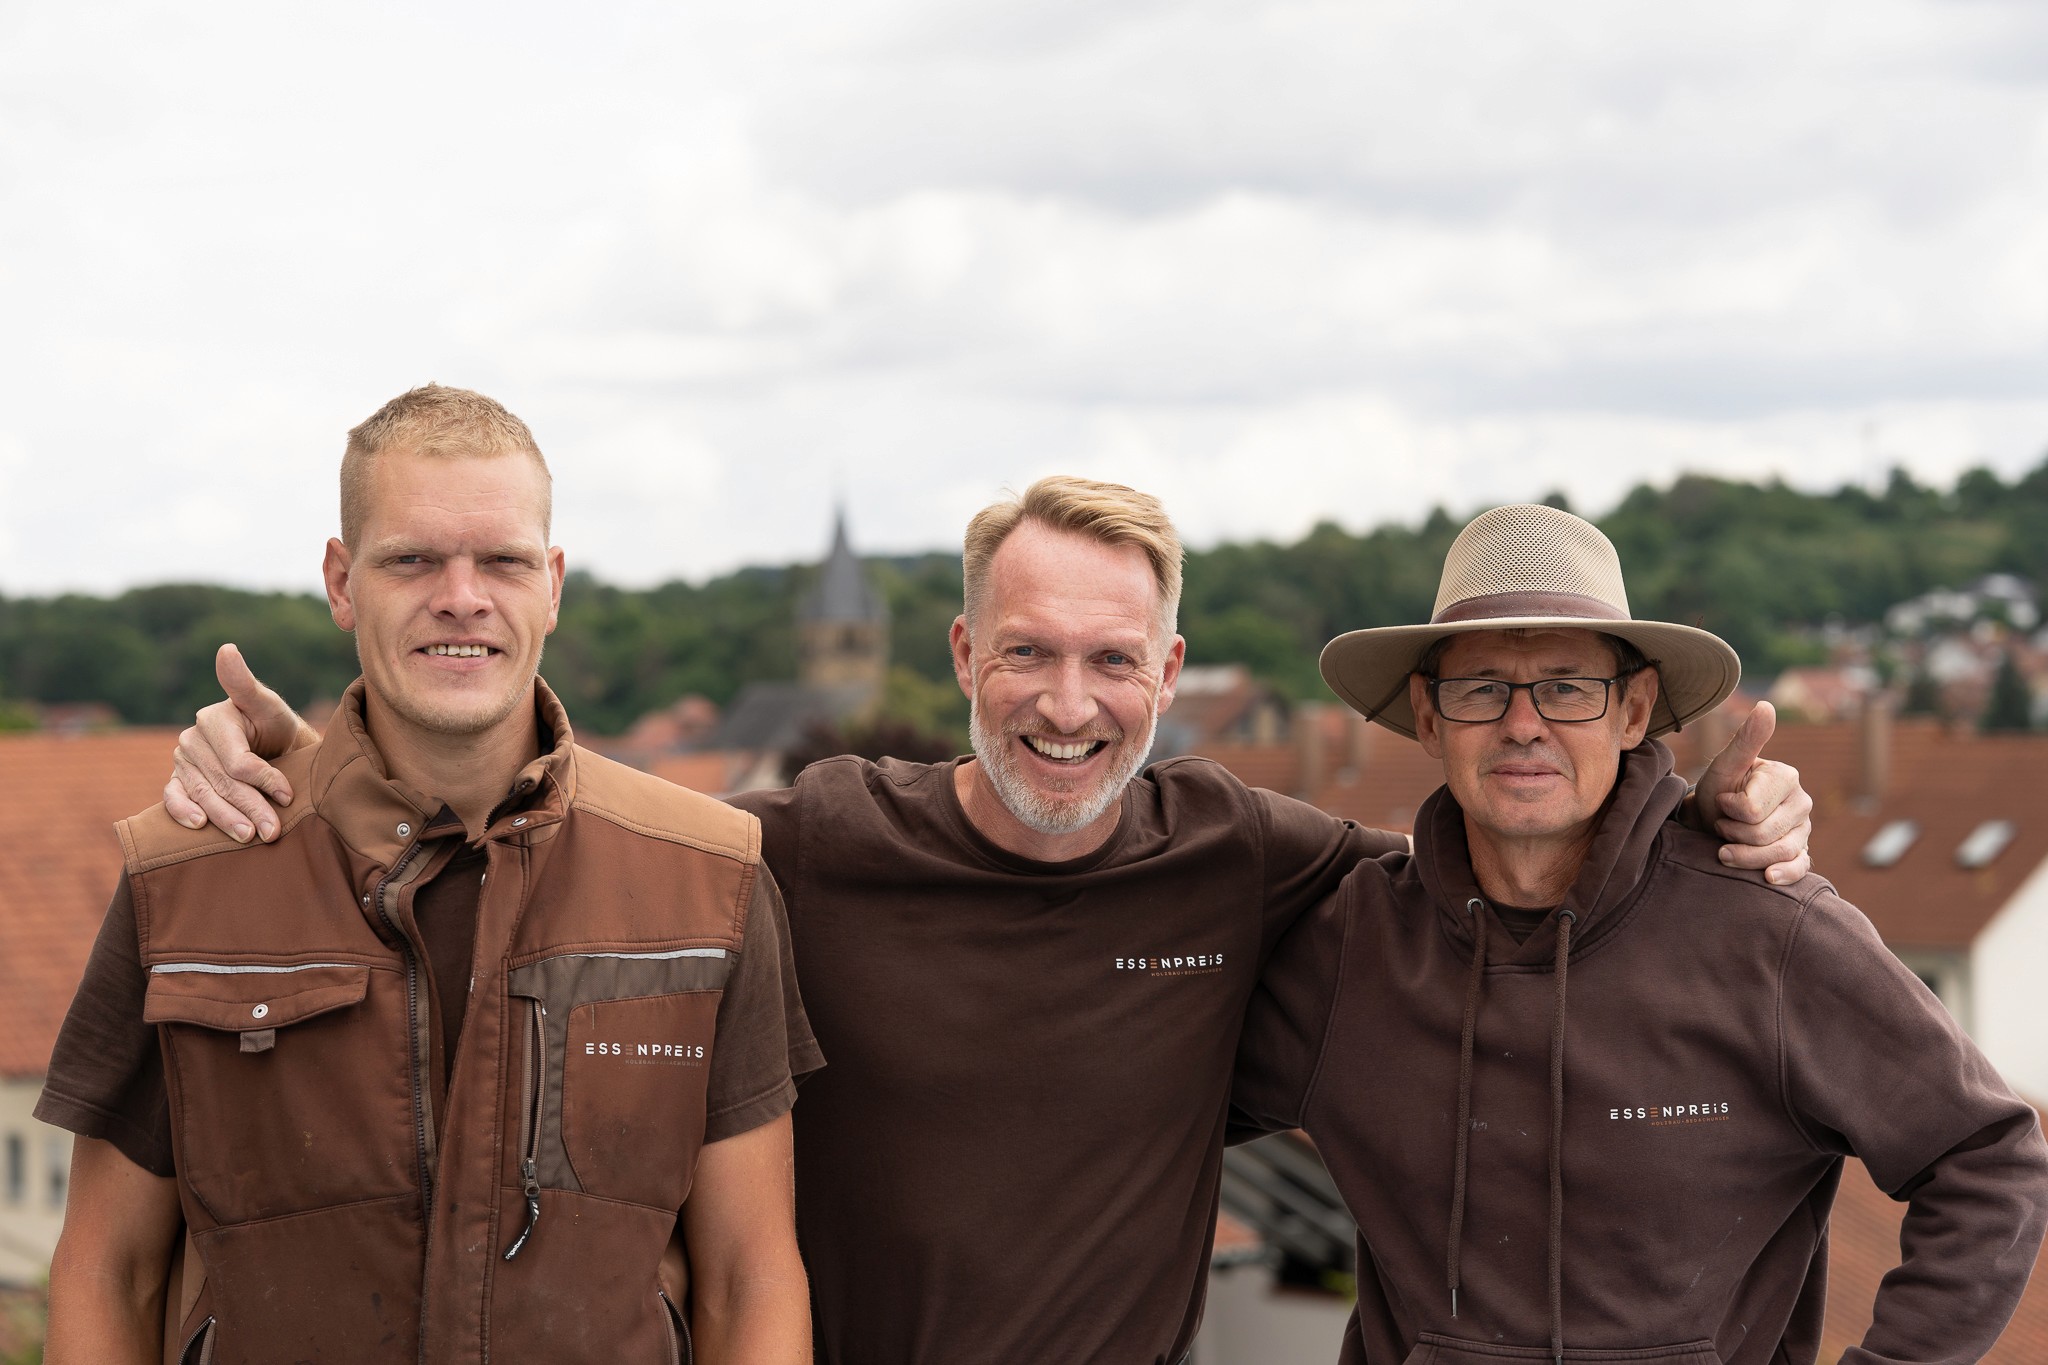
[159,476,1812,1363]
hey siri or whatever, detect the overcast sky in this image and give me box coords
[4,0,2046,595]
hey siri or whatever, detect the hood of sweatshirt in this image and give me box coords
[1417,738,1689,964]
[1413,738,1688,1362]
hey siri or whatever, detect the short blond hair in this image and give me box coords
[961,476,1184,635]
[339,384,551,547]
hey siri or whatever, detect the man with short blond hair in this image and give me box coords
[40,385,819,1365]
[961,473,1184,632]
[339,383,553,547]
[160,476,1814,1363]
[1234,503,2048,1365]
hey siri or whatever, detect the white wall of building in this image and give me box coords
[0,1079,70,1287]
[1972,854,2048,1103]
[1891,947,1972,1029]
[1192,1264,1352,1365]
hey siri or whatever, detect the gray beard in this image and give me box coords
[968,695,1157,837]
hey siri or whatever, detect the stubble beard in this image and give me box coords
[969,693,1158,838]
[368,643,543,739]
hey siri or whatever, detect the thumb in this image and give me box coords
[1701,700,1774,791]
[215,642,265,706]
[215,643,290,737]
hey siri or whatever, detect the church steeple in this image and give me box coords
[797,508,889,703]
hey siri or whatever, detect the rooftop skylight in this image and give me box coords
[1955,820,2015,870]
[1862,820,1919,868]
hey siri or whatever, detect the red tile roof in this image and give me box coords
[1670,718,2048,950]
[0,729,182,1078]
[647,751,747,796]
[1212,1211,1261,1259]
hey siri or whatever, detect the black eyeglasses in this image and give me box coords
[1426,670,1642,724]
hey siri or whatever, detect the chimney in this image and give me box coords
[1295,702,1328,800]
[1856,690,1891,809]
[1347,708,1377,777]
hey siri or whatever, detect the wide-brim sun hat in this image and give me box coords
[1319,503,1741,739]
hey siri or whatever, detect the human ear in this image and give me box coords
[323,539,356,632]
[1621,667,1659,747]
[1410,672,1444,758]
[949,616,974,700]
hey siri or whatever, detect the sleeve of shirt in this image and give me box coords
[33,874,176,1177]
[1228,880,1352,1145]
[1779,889,2048,1365]
[1256,786,1404,961]
[702,869,826,1145]
[725,783,799,872]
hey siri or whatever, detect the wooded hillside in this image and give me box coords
[5,459,2044,734]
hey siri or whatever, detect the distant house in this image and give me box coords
[1886,574,2040,635]
[1766,664,1877,724]
[1722,708,2048,1103]
[0,728,182,1285]
[1153,664,1289,758]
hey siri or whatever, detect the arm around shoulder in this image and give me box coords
[45,1136,183,1365]
[1230,881,1353,1143]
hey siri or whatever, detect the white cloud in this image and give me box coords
[1,0,2045,595]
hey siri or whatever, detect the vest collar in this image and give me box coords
[306,677,578,867]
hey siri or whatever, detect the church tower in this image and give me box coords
[797,509,890,707]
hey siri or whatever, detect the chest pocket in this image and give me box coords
[508,949,732,1212]
[144,960,414,1222]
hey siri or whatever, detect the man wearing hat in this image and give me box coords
[1232,504,2048,1365]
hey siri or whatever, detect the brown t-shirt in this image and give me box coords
[729,754,1398,1365]
[39,826,816,1179]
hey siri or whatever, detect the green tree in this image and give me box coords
[1900,668,1943,718]
[877,665,968,749]
[1981,651,2035,733]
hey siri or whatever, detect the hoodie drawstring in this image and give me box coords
[1447,899,1576,1364]
[1548,907,1577,1365]
[1446,897,1488,1319]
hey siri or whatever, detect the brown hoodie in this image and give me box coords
[1233,741,2048,1365]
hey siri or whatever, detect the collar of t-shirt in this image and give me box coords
[938,756,1139,875]
[1491,902,1558,946]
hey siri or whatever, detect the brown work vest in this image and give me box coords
[120,683,759,1365]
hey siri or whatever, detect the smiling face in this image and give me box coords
[323,446,565,744]
[950,519,1184,850]
[1411,628,1656,858]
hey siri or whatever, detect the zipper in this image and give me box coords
[177,1314,215,1365]
[372,840,435,1200]
[370,835,435,1365]
[503,999,545,1260]
[659,1289,690,1365]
